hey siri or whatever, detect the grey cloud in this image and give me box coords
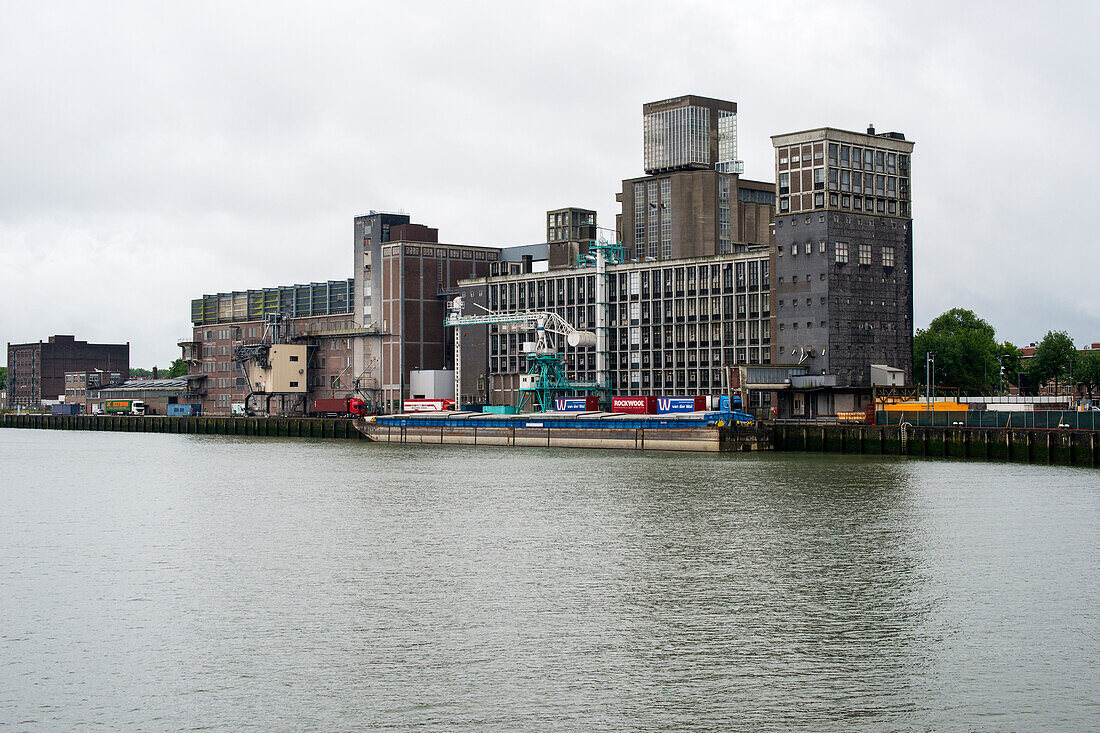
[2,0,1097,367]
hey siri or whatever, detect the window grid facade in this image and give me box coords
[482,254,772,397]
[647,180,658,260]
[660,178,671,259]
[778,131,911,218]
[644,105,711,172]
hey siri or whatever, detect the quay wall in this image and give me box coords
[770,423,1099,468]
[0,413,768,453]
[3,414,1097,466]
[0,413,363,440]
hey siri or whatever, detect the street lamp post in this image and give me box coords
[926,351,935,418]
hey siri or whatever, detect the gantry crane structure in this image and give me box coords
[445,298,602,412]
[445,234,625,412]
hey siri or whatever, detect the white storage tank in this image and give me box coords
[566,331,597,348]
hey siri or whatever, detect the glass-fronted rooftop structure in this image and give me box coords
[190,279,355,325]
[643,95,743,175]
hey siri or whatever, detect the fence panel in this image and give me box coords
[875,410,1096,430]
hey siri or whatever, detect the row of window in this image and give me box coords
[494,351,774,375]
[827,144,908,175]
[775,240,895,267]
[834,242,895,267]
[387,246,497,261]
[779,192,908,217]
[488,262,772,312]
[779,297,899,309]
[779,320,901,332]
[490,316,773,355]
[777,143,909,177]
[201,361,234,373]
[199,319,357,344]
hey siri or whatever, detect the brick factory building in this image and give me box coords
[181,217,507,415]
[6,335,129,409]
[180,280,364,415]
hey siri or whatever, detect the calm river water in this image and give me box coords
[1,428,1097,730]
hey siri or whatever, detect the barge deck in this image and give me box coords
[354,410,768,452]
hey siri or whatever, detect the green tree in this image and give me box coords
[913,308,1001,393]
[130,367,152,378]
[166,358,188,378]
[0,365,6,390]
[1027,331,1076,394]
[1076,349,1100,403]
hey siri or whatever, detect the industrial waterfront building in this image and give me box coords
[176,94,914,416]
[181,280,364,414]
[456,95,779,409]
[63,369,124,413]
[6,335,129,409]
[546,207,596,270]
[457,248,774,409]
[181,216,507,415]
[87,377,190,415]
[616,95,772,261]
[771,126,915,386]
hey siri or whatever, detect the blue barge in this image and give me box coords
[356,410,765,452]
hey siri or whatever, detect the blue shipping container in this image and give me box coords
[654,397,705,413]
[167,404,201,417]
[50,404,79,415]
[554,397,598,411]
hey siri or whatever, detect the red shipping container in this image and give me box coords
[611,396,657,414]
[310,398,369,416]
[311,398,351,414]
[403,398,456,412]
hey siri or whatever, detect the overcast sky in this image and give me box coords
[2,0,1096,367]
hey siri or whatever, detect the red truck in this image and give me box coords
[310,398,369,417]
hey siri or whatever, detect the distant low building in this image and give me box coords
[1017,340,1100,401]
[88,378,189,416]
[6,335,129,409]
[63,369,125,413]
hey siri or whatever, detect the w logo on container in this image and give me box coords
[658,398,673,412]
